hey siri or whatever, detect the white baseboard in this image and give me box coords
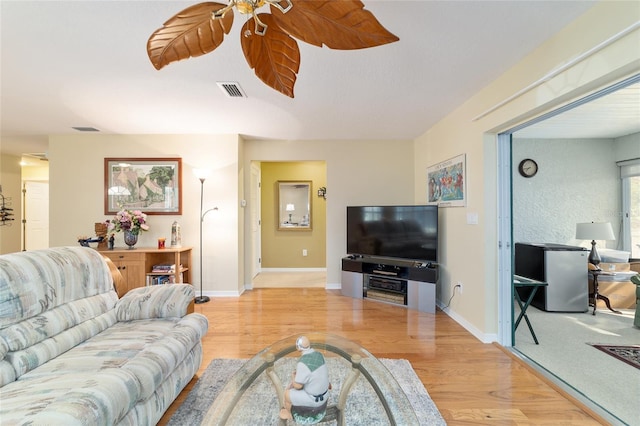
[205,290,244,297]
[437,301,498,344]
[260,268,327,273]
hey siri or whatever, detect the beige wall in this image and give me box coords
[243,139,415,287]
[22,162,49,181]
[48,134,244,296]
[260,161,326,268]
[0,154,22,254]
[1,0,638,341]
[414,1,640,340]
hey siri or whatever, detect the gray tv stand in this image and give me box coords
[341,256,439,313]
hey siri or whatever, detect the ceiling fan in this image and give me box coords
[147,0,399,97]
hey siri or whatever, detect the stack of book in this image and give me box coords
[147,275,175,286]
[147,263,182,286]
[152,263,176,273]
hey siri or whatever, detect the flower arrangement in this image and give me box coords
[107,209,149,235]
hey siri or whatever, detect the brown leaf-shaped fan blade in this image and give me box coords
[270,0,398,50]
[241,14,300,98]
[147,2,234,70]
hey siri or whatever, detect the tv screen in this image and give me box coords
[346,205,438,262]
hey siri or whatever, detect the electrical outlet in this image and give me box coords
[456,281,463,294]
[302,249,308,257]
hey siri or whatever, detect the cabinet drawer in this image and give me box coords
[107,252,145,262]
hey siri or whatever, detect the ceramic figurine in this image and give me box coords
[279,336,330,422]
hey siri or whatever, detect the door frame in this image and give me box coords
[497,73,640,346]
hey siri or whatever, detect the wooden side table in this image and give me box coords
[589,269,622,315]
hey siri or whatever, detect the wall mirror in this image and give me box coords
[278,181,311,230]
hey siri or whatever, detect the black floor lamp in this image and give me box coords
[195,170,217,304]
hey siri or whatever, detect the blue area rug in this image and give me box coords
[168,357,446,425]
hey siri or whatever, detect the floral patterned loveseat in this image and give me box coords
[0,246,208,425]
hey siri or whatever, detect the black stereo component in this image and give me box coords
[368,276,407,293]
[372,263,402,276]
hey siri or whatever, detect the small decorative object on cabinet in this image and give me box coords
[123,230,138,249]
[171,220,181,247]
[94,222,108,250]
[100,246,192,297]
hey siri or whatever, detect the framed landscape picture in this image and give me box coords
[427,154,466,207]
[104,158,182,215]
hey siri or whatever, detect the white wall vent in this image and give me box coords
[217,81,247,98]
[25,152,48,161]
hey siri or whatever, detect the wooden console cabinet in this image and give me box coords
[99,247,192,296]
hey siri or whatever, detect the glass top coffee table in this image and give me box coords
[202,332,419,425]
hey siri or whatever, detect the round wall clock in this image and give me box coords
[518,159,538,178]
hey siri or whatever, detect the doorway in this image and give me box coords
[250,161,327,288]
[24,181,49,250]
[498,74,640,424]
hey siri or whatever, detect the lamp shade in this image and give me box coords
[286,203,295,212]
[575,222,615,241]
[193,168,211,181]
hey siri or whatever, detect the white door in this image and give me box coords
[25,181,49,250]
[250,163,261,279]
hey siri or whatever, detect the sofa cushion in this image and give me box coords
[0,360,15,384]
[0,292,118,354]
[0,368,139,425]
[115,284,195,321]
[120,316,208,399]
[0,247,114,329]
[2,309,117,382]
[116,344,203,426]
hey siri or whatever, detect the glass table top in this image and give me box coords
[202,332,419,425]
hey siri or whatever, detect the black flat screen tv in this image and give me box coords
[346,205,438,262]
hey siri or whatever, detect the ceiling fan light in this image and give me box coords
[236,0,266,15]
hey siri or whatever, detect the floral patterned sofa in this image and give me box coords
[0,246,208,425]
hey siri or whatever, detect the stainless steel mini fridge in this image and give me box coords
[515,243,588,312]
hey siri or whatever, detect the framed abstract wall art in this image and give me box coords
[427,154,466,207]
[104,158,182,215]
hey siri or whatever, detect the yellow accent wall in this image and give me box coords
[260,161,326,268]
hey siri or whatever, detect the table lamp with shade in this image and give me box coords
[286,203,295,223]
[575,222,615,267]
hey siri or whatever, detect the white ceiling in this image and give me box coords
[2,0,637,158]
[515,82,640,139]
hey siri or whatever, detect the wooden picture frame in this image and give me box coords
[104,158,182,215]
[277,180,312,230]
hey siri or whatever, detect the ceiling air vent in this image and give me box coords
[72,126,100,132]
[25,153,48,161]
[217,81,247,98]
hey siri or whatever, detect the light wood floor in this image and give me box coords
[159,288,604,425]
[251,271,326,288]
